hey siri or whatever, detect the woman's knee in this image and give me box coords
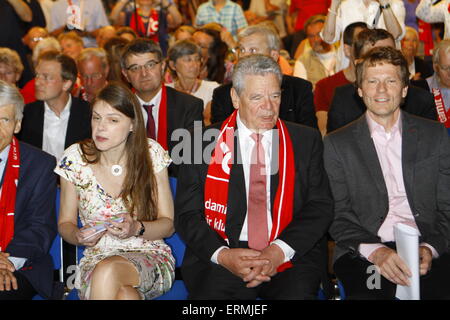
[116,285,141,300]
[91,256,138,283]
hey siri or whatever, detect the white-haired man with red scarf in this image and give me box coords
[175,54,333,299]
[0,80,58,300]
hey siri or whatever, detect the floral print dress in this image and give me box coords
[54,139,175,300]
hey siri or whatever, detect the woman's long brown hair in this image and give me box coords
[80,82,158,221]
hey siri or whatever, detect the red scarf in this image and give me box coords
[432,87,450,128]
[156,85,168,150]
[0,137,20,252]
[204,110,295,272]
[129,9,159,42]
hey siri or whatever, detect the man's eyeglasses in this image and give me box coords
[126,60,161,73]
[438,64,450,72]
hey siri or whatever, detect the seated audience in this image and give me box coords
[321,0,406,71]
[120,38,203,176]
[75,48,109,103]
[19,51,91,161]
[0,80,58,300]
[116,26,138,42]
[211,24,317,129]
[167,40,220,125]
[327,28,437,133]
[20,37,62,105]
[401,26,433,81]
[426,39,450,135]
[96,26,117,48]
[314,21,367,136]
[0,48,24,86]
[294,15,337,88]
[56,82,175,300]
[58,31,84,61]
[192,27,228,84]
[175,54,333,300]
[324,46,450,300]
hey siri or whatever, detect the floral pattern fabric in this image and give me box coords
[54,139,175,300]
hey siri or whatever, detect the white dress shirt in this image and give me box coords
[136,88,162,138]
[211,113,295,264]
[43,95,72,161]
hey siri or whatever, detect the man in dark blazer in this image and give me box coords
[324,47,450,300]
[19,51,91,159]
[0,81,58,300]
[175,55,333,299]
[327,28,437,133]
[210,24,317,129]
[121,38,203,176]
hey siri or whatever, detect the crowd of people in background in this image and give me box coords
[1,0,450,301]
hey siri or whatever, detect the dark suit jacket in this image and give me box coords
[210,75,318,129]
[323,112,450,262]
[19,96,92,150]
[5,142,58,299]
[158,86,204,176]
[165,86,204,153]
[175,121,333,296]
[414,56,434,80]
[327,83,438,133]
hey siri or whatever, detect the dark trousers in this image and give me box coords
[188,241,325,300]
[0,272,36,300]
[334,251,450,300]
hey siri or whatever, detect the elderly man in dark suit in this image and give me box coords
[175,55,333,300]
[0,80,58,300]
[210,24,318,129]
[121,38,203,177]
[327,28,437,133]
[19,51,91,160]
[324,46,450,300]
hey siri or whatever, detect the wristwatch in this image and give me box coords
[379,3,391,10]
[136,221,145,236]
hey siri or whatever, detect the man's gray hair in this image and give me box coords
[238,24,281,52]
[232,54,282,96]
[77,47,109,70]
[433,39,450,65]
[0,80,24,120]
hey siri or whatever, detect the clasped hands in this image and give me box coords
[75,213,140,247]
[369,246,433,286]
[217,244,285,288]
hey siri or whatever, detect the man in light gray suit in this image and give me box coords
[324,46,450,300]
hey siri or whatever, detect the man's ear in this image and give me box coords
[168,60,176,72]
[343,43,352,58]
[121,68,130,82]
[13,119,22,135]
[402,86,408,98]
[230,87,240,110]
[357,87,363,98]
[270,50,280,62]
[63,79,73,92]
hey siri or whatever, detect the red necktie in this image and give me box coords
[247,133,268,251]
[143,104,156,140]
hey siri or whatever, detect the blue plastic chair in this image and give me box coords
[33,188,64,300]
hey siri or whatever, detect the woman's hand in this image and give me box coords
[106,213,139,240]
[75,226,106,247]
